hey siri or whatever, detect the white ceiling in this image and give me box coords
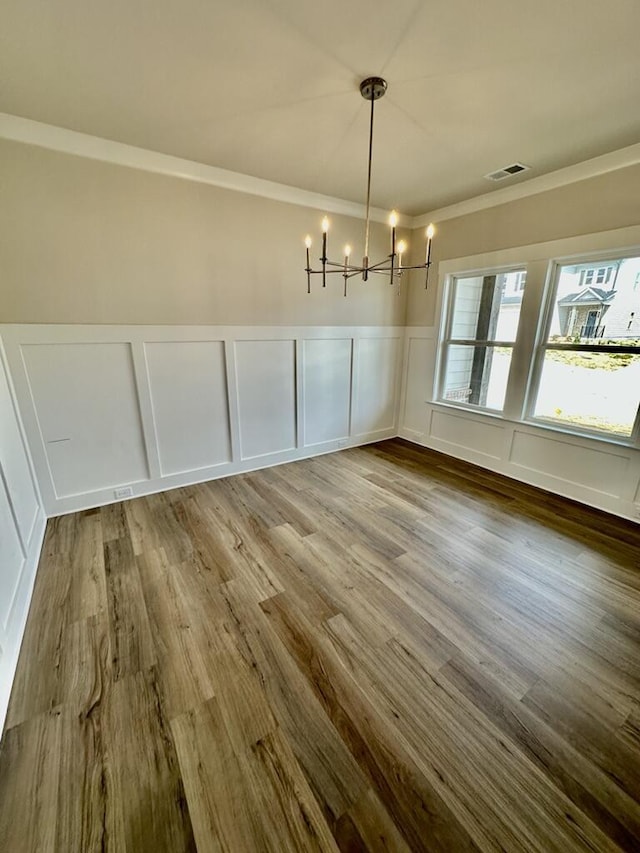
[1,0,639,216]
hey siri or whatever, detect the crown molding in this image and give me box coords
[412,142,640,227]
[0,112,411,227]
[3,112,637,232]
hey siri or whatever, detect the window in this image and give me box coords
[530,257,640,438]
[438,270,525,411]
[437,251,640,444]
[580,265,613,287]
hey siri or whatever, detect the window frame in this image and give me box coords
[436,265,528,414]
[524,253,640,443]
[434,235,640,450]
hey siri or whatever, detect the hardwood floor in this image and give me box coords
[1,438,640,851]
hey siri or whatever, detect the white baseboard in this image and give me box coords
[400,424,640,524]
[49,428,397,517]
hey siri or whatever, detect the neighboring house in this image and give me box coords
[556,287,616,339]
[550,258,640,340]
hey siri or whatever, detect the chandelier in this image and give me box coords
[304,77,435,297]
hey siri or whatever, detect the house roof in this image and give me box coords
[557,287,616,306]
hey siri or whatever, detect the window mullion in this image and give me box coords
[503,260,549,421]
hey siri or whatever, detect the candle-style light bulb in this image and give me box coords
[304,235,312,293]
[389,210,399,227]
[425,224,435,263]
[321,217,330,233]
[397,240,406,268]
[344,244,351,258]
[425,223,435,289]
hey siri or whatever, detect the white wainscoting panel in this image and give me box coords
[400,335,434,439]
[0,325,398,515]
[22,342,148,497]
[302,338,352,447]
[399,328,640,521]
[0,481,24,631]
[145,341,231,476]
[0,339,45,732]
[510,430,630,498]
[353,336,401,436]
[0,356,39,546]
[430,409,505,461]
[234,339,297,460]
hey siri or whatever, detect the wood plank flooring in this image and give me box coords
[1,438,640,851]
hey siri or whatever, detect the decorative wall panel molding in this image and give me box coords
[352,337,402,437]
[301,338,352,447]
[234,339,297,460]
[399,327,640,522]
[21,342,149,498]
[0,341,45,731]
[1,325,403,516]
[509,431,630,498]
[145,340,232,476]
[430,410,504,461]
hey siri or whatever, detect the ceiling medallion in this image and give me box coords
[304,77,435,296]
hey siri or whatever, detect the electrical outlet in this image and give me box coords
[114,486,133,500]
[337,439,348,448]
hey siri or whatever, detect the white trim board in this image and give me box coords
[2,112,639,228]
[0,113,410,227]
[436,223,640,275]
[0,337,46,733]
[413,143,640,226]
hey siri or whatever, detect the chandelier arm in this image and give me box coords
[388,262,429,271]
[365,256,394,272]
[324,260,356,269]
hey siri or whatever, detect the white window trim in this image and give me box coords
[437,266,525,413]
[435,224,640,450]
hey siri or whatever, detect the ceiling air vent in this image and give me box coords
[484,162,530,182]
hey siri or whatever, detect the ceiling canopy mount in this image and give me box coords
[359,77,387,101]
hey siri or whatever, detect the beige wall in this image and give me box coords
[0,139,407,326]
[407,163,640,326]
